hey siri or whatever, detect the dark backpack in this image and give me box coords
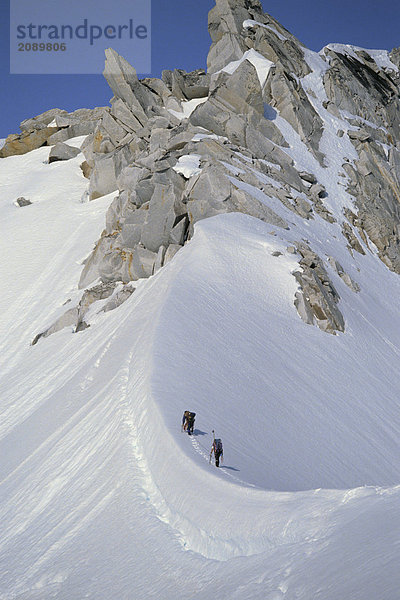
[188,412,196,421]
[215,439,223,453]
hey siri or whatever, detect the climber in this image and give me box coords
[182,411,196,435]
[182,411,190,431]
[186,412,195,435]
[210,435,223,467]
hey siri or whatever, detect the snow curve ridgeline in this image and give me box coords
[120,213,400,561]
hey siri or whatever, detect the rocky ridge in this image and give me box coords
[4,0,400,338]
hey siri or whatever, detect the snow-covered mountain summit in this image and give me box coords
[1,1,400,598]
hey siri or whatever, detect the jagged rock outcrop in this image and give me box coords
[19,108,67,132]
[23,0,400,342]
[14,196,32,207]
[0,125,58,158]
[342,138,400,271]
[313,45,400,273]
[322,46,400,137]
[207,0,254,73]
[31,282,135,344]
[205,0,324,160]
[263,65,325,163]
[0,106,107,158]
[162,69,210,100]
[327,257,360,293]
[243,18,310,79]
[47,107,108,145]
[48,142,81,163]
[294,244,345,335]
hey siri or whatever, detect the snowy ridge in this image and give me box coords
[1,140,400,595]
[130,214,400,560]
[3,0,400,595]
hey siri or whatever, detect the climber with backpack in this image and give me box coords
[209,431,223,467]
[181,411,196,435]
[182,411,190,432]
[187,412,195,435]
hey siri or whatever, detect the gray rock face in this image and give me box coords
[179,69,211,99]
[79,237,116,289]
[20,108,67,132]
[264,65,325,163]
[189,93,286,154]
[209,0,264,42]
[323,47,400,138]
[189,96,239,140]
[31,282,136,343]
[1,106,108,158]
[103,48,158,121]
[54,107,107,129]
[140,184,178,252]
[96,245,158,283]
[327,257,361,293]
[48,142,81,163]
[164,244,181,265]
[249,25,310,80]
[210,59,264,114]
[207,33,247,75]
[89,146,132,200]
[162,69,210,100]
[110,98,144,133]
[343,142,400,271]
[32,307,80,345]
[47,124,92,145]
[142,77,183,113]
[207,0,265,74]
[47,107,108,144]
[103,49,144,108]
[230,186,289,229]
[102,284,135,312]
[15,197,32,207]
[118,210,147,248]
[80,160,91,179]
[294,244,345,334]
[0,127,58,158]
[186,164,233,229]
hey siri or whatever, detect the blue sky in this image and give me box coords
[1,0,400,138]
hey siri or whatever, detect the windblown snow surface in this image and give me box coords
[2,103,400,598]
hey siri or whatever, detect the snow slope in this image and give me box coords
[1,136,400,599]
